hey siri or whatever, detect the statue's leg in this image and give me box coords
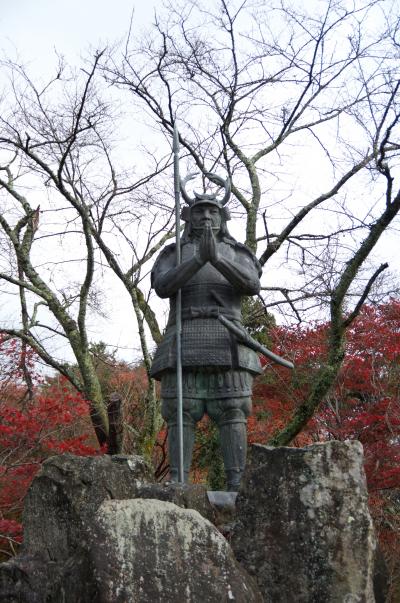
[207,397,252,491]
[162,397,205,483]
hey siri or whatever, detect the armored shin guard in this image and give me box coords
[218,410,247,491]
[167,420,195,484]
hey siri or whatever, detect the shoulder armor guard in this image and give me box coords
[151,243,176,287]
[234,242,262,276]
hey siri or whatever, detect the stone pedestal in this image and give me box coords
[231,441,377,603]
[0,443,380,602]
[91,499,261,602]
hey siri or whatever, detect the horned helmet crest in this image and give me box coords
[180,172,231,222]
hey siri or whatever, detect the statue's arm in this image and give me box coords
[213,247,261,295]
[152,247,203,298]
[199,225,260,294]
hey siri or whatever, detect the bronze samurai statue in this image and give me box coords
[150,172,265,491]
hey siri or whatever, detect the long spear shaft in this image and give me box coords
[173,123,184,484]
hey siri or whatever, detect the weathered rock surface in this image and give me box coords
[23,453,154,558]
[0,443,382,602]
[136,482,217,523]
[0,454,153,602]
[0,454,218,602]
[231,440,377,603]
[91,498,262,602]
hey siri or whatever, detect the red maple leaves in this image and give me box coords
[1,302,399,573]
[0,340,100,558]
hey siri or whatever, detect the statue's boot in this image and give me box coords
[167,419,195,484]
[218,410,247,492]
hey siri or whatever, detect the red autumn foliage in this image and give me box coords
[0,336,37,406]
[1,302,399,591]
[251,300,400,594]
[251,301,400,487]
[0,341,100,559]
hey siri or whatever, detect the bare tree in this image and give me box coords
[103,0,400,442]
[0,53,173,451]
[2,0,400,452]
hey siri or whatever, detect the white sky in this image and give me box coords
[1,0,162,364]
[1,0,157,67]
[0,0,399,367]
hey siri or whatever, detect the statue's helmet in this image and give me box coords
[180,172,231,222]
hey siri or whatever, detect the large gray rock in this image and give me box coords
[23,453,153,559]
[231,441,376,603]
[0,453,154,602]
[0,444,381,602]
[136,482,217,524]
[91,498,262,603]
[0,454,220,602]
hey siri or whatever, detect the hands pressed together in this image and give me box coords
[198,223,220,265]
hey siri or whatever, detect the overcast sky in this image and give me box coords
[0,1,162,363]
[2,0,156,70]
[0,1,399,366]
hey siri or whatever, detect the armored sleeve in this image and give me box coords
[151,244,203,298]
[213,243,261,295]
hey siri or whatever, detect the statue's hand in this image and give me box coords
[199,224,219,264]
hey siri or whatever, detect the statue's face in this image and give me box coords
[190,203,222,232]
